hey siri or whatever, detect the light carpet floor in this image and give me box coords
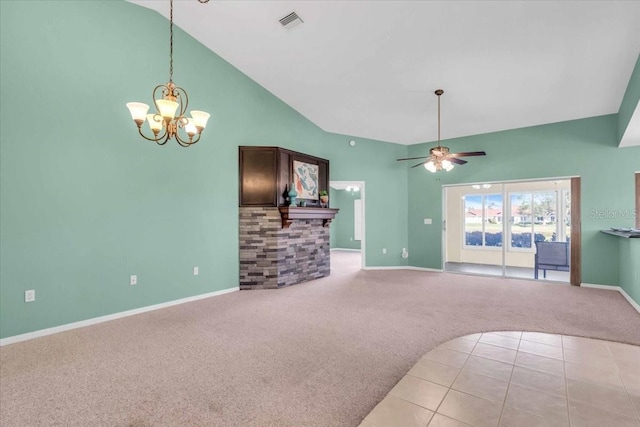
[1,251,639,426]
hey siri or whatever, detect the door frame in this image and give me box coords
[329,180,366,269]
[570,177,581,286]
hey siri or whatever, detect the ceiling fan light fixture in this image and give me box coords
[395,88,486,170]
[442,159,454,171]
[425,161,437,173]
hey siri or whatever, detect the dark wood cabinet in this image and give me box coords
[239,147,278,206]
[239,146,330,207]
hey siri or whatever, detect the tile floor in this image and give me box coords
[360,332,640,427]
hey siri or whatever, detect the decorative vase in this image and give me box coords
[320,195,329,207]
[282,185,290,206]
[288,182,298,207]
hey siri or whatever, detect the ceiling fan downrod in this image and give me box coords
[435,89,443,150]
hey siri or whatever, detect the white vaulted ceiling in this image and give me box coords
[129,1,640,145]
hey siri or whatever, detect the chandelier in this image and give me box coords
[126,0,210,147]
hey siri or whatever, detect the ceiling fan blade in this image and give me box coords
[396,156,428,161]
[449,158,468,165]
[411,162,426,168]
[450,151,487,158]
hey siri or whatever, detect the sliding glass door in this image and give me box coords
[444,179,572,283]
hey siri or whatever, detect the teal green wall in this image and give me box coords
[619,239,640,304]
[0,1,408,339]
[407,115,640,287]
[330,190,361,250]
[618,54,640,143]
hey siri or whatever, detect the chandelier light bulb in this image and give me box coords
[184,118,198,137]
[156,99,180,120]
[126,102,150,123]
[190,111,210,130]
[146,114,163,133]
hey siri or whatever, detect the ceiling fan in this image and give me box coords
[397,89,486,172]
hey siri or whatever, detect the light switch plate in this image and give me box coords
[25,289,35,302]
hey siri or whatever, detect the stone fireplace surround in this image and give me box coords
[239,207,330,289]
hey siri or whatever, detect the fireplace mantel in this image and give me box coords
[278,207,339,229]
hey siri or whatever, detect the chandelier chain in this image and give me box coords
[169,0,174,82]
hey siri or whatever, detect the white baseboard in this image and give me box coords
[406,266,444,273]
[330,248,362,252]
[581,283,616,290]
[362,266,443,273]
[0,287,239,347]
[581,283,640,314]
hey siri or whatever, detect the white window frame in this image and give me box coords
[462,193,503,250]
[507,190,565,252]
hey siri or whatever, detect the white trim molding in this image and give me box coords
[363,266,443,273]
[0,287,239,347]
[330,248,362,252]
[581,283,640,314]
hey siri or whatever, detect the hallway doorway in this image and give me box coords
[329,181,365,269]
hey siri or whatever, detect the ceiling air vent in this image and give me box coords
[279,11,303,29]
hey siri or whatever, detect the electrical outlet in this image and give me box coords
[424,218,432,225]
[193,266,199,276]
[382,248,387,254]
[130,275,137,286]
[25,289,35,302]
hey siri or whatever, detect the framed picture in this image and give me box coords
[293,160,319,200]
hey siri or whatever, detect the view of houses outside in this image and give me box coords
[464,190,571,249]
[464,194,503,247]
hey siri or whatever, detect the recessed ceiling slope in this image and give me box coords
[129,1,640,145]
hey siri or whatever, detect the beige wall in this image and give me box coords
[445,179,571,268]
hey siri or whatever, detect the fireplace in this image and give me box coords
[239,207,330,289]
[238,147,338,289]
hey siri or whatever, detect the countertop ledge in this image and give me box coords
[600,230,640,238]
